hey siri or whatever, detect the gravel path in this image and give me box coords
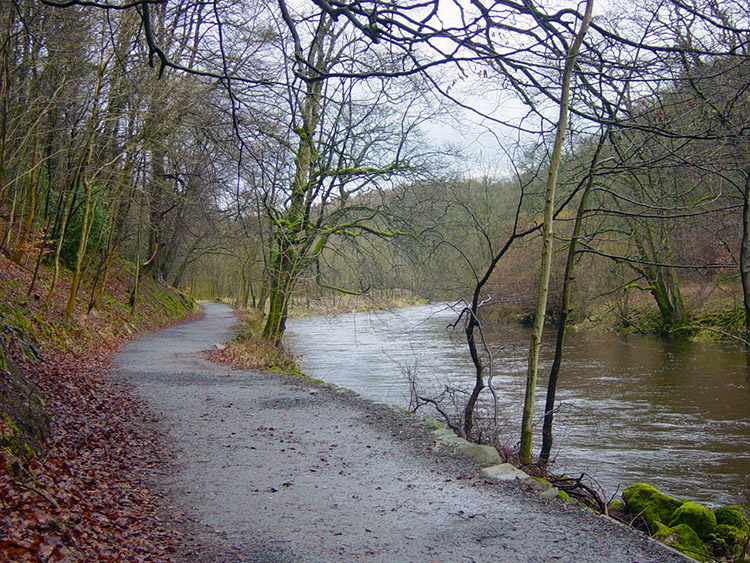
[115,302,688,563]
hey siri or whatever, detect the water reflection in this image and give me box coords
[286,303,750,506]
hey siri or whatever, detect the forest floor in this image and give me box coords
[0,255,197,562]
[115,302,689,563]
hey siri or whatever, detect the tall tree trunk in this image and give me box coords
[262,237,296,343]
[12,125,40,265]
[519,0,593,464]
[44,187,74,309]
[146,147,166,279]
[89,179,135,311]
[0,2,14,209]
[170,231,208,289]
[741,170,750,344]
[3,182,19,250]
[64,176,92,317]
[539,132,606,462]
[260,18,326,342]
[129,189,148,312]
[462,313,484,439]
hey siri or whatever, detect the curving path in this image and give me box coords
[115,302,688,563]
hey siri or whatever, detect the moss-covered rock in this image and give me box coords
[653,524,710,562]
[622,483,684,532]
[708,524,748,559]
[423,418,441,430]
[669,502,717,540]
[0,352,48,460]
[714,505,749,533]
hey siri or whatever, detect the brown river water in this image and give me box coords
[286,303,750,507]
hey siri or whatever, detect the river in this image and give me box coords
[286,303,750,507]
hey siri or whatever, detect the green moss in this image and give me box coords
[616,307,666,335]
[654,524,710,562]
[531,477,550,486]
[295,374,325,385]
[669,502,717,540]
[708,524,748,559]
[0,352,49,458]
[558,489,571,501]
[423,418,441,429]
[12,309,31,333]
[714,505,749,533]
[691,306,745,337]
[622,483,684,532]
[1,414,36,462]
[607,500,625,513]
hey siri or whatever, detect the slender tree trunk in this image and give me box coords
[520,0,593,464]
[63,128,98,316]
[462,315,484,439]
[45,183,74,308]
[65,177,92,317]
[3,182,19,250]
[171,256,191,290]
[539,132,606,462]
[130,191,146,312]
[12,126,40,265]
[0,3,12,201]
[171,231,208,289]
[741,171,750,344]
[257,276,268,317]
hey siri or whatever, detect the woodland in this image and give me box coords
[2,0,748,447]
[0,0,749,559]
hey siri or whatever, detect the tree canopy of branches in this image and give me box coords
[12,0,750,467]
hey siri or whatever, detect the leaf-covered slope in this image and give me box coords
[0,255,197,562]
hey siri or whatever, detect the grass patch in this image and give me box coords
[204,308,299,373]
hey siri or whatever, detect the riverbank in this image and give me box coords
[283,283,748,346]
[479,281,747,344]
[0,255,197,561]
[287,289,427,317]
[219,303,749,561]
[285,303,749,506]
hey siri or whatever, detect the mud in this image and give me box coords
[115,303,688,562]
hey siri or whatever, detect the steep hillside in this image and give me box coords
[0,256,197,562]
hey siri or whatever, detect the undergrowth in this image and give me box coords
[203,308,299,373]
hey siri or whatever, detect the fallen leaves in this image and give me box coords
[1,346,182,562]
[0,255,199,563]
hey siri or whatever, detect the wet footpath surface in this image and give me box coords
[115,302,688,563]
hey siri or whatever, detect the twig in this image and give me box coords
[416,395,461,434]
[15,481,60,509]
[552,473,607,514]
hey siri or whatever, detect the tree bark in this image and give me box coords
[64,176,92,317]
[741,171,750,344]
[12,125,39,265]
[462,313,484,439]
[539,131,606,462]
[260,15,327,342]
[520,0,593,465]
[262,237,296,343]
